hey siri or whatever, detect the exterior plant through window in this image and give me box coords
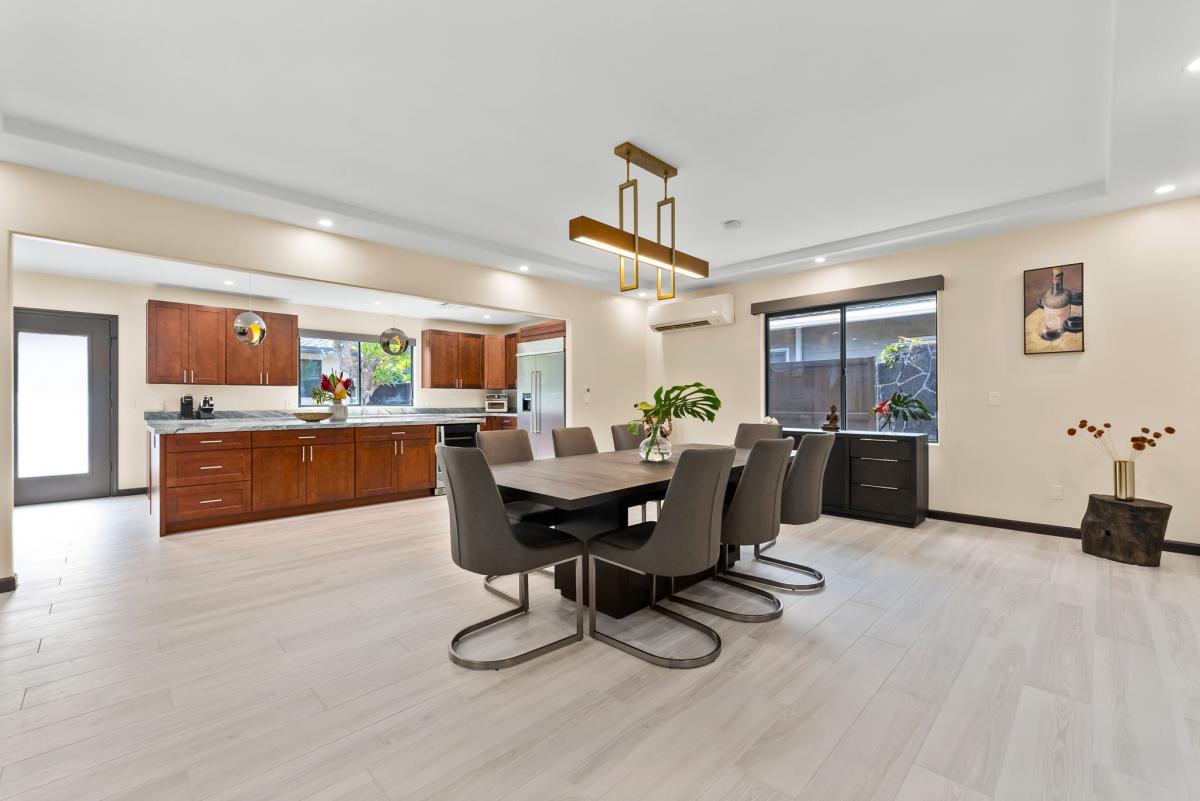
[765,294,938,441]
[298,331,414,406]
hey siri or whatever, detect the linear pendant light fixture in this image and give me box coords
[569,142,709,300]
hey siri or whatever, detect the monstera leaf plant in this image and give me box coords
[627,382,721,461]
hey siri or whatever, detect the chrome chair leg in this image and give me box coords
[723,540,825,592]
[669,569,783,622]
[452,556,584,671]
[587,555,721,669]
[482,567,555,604]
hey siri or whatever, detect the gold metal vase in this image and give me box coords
[1113,460,1135,501]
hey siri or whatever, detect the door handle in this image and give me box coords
[199,440,223,444]
[860,457,899,462]
[860,483,899,490]
[266,372,269,384]
[198,498,223,504]
[310,446,314,461]
[301,446,305,463]
[394,441,397,456]
[400,441,405,455]
[861,438,898,443]
[199,465,223,470]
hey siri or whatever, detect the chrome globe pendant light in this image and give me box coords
[232,274,268,347]
[379,296,409,356]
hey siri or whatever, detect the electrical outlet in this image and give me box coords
[1051,484,1064,500]
[988,391,1001,406]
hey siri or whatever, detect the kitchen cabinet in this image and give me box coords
[251,446,307,511]
[354,440,398,498]
[421,329,485,389]
[518,319,566,342]
[187,305,227,384]
[353,426,436,497]
[481,415,518,432]
[224,309,299,386]
[483,335,506,389]
[396,437,435,491]
[147,300,188,384]
[306,443,355,504]
[504,333,518,389]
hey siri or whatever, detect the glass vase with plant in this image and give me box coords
[310,371,355,421]
[871,392,932,431]
[627,382,721,462]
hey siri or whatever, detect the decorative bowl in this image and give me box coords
[291,411,333,423]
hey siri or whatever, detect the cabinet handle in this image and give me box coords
[301,446,305,463]
[183,370,186,382]
[860,483,899,491]
[860,457,900,462]
[266,372,269,384]
[191,370,195,383]
[199,465,223,470]
[198,498,223,504]
[393,441,397,456]
[401,441,405,455]
[310,446,314,461]
[259,372,263,385]
[297,435,317,439]
[861,438,898,443]
[391,431,406,435]
[199,440,223,444]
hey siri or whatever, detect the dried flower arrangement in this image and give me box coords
[1066,419,1176,461]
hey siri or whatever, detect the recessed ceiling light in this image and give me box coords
[374,300,383,305]
[638,291,650,299]
[1185,57,1200,73]
[814,256,826,264]
[518,264,530,272]
[483,314,492,320]
[318,218,334,228]
[1154,184,1177,195]
[223,280,235,286]
[722,219,742,231]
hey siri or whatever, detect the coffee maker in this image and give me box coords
[179,394,194,419]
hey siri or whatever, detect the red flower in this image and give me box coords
[320,374,333,392]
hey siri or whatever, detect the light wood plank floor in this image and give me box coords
[2,495,1198,800]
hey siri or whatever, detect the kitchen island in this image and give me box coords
[146,411,489,536]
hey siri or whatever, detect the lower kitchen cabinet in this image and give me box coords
[307,443,355,504]
[251,446,308,511]
[354,428,435,497]
[355,440,398,498]
[396,437,435,491]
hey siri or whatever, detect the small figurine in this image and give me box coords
[821,404,840,431]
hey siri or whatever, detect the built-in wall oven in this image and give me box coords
[434,422,480,495]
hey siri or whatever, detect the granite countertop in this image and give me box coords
[144,408,506,435]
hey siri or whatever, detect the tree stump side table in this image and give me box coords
[1080,494,1172,567]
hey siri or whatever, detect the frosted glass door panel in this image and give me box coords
[17,332,90,478]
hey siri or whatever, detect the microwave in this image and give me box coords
[484,392,510,412]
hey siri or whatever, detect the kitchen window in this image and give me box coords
[764,293,938,441]
[299,330,414,406]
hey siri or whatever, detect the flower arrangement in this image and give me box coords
[1066,420,1176,461]
[310,370,354,405]
[872,392,932,431]
[627,382,721,461]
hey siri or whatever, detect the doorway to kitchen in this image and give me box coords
[14,308,117,505]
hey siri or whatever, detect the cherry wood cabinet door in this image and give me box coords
[307,442,355,504]
[187,305,227,384]
[354,440,398,498]
[457,333,484,389]
[421,329,459,388]
[224,308,263,385]
[147,300,188,384]
[252,446,307,510]
[483,335,506,389]
[504,333,518,389]
[396,437,435,491]
[263,312,298,386]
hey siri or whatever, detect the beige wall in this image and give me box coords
[650,197,1200,543]
[0,161,650,580]
[13,271,523,491]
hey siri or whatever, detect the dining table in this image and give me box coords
[490,444,752,617]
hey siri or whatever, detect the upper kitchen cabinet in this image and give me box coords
[224,309,299,386]
[483,335,506,390]
[420,329,485,389]
[147,300,226,384]
[504,333,518,389]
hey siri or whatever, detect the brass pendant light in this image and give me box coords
[379,296,409,355]
[232,275,267,346]
[569,142,709,300]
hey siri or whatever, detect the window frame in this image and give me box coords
[298,328,415,408]
[762,290,939,440]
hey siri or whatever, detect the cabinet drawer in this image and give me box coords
[164,481,251,522]
[850,483,914,517]
[355,425,435,442]
[163,431,253,453]
[848,436,912,461]
[165,449,251,487]
[849,457,912,489]
[498,416,517,430]
[252,428,354,448]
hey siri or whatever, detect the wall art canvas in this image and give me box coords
[1023,262,1083,354]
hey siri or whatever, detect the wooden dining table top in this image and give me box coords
[489,444,750,511]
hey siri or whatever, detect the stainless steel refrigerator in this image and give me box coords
[517,336,565,459]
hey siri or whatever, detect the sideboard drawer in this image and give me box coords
[849,436,912,461]
[355,425,435,443]
[252,428,355,448]
[850,483,914,517]
[165,449,251,487]
[163,431,253,453]
[164,481,252,522]
[850,457,912,489]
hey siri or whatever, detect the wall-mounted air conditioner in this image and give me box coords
[647,293,734,332]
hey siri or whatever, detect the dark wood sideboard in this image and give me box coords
[787,429,929,527]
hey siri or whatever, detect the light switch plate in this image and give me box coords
[1052,484,1064,500]
[988,391,1001,406]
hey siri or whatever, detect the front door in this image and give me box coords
[14,309,116,505]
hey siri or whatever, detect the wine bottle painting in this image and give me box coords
[1023,262,1084,354]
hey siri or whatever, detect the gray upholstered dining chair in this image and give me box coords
[733,422,784,448]
[610,424,642,451]
[587,447,736,669]
[552,427,599,457]
[670,438,791,622]
[725,431,835,591]
[437,445,585,670]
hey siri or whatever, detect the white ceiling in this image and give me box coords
[0,1,1196,292]
[11,235,541,326]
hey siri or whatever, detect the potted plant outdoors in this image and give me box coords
[628,382,721,462]
[871,391,932,432]
[310,370,355,421]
